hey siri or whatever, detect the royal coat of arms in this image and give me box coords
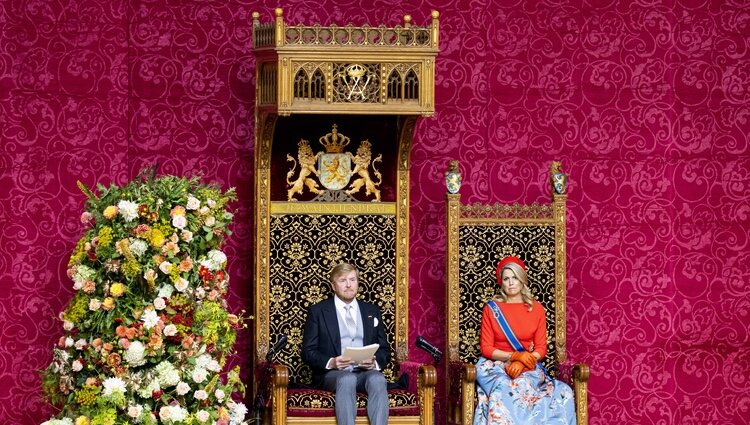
[286,125,383,202]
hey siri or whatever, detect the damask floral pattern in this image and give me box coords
[1,0,749,424]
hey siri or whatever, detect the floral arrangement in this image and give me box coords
[41,169,248,425]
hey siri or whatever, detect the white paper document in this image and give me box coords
[342,343,379,363]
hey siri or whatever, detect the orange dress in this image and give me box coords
[479,299,547,359]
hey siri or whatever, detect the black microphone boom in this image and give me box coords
[266,335,288,362]
[416,335,443,363]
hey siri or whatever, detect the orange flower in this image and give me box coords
[107,353,121,367]
[178,258,193,272]
[81,280,96,294]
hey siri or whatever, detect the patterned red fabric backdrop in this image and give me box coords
[1,0,748,424]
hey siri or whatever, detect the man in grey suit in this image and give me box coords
[302,263,390,425]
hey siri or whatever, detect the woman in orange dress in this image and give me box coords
[472,256,576,425]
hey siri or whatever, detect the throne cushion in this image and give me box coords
[287,388,419,416]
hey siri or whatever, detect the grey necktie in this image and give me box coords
[344,305,356,336]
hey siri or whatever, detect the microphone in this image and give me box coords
[266,335,288,362]
[416,335,442,363]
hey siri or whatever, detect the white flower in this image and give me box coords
[228,401,249,425]
[159,261,173,274]
[195,287,205,299]
[103,376,127,396]
[159,406,172,421]
[143,269,157,281]
[74,338,87,350]
[192,367,208,384]
[141,309,159,330]
[197,410,210,422]
[153,297,166,310]
[206,359,221,372]
[186,195,201,210]
[72,280,82,290]
[171,406,187,422]
[200,249,227,271]
[174,277,189,292]
[181,230,193,242]
[199,206,210,215]
[41,419,74,425]
[163,324,177,337]
[71,360,83,372]
[172,214,188,230]
[117,200,139,222]
[195,354,211,368]
[124,341,146,367]
[155,361,180,387]
[63,320,74,331]
[204,216,216,226]
[129,238,148,257]
[176,381,190,395]
[207,199,216,208]
[64,337,74,348]
[214,388,225,401]
[157,283,175,299]
[194,389,208,400]
[88,298,101,311]
[127,404,143,418]
[73,265,96,284]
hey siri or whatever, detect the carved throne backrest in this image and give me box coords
[446,162,570,376]
[267,213,399,384]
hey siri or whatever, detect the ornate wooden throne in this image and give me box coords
[444,161,590,425]
[251,9,439,425]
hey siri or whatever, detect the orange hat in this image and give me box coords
[496,256,526,284]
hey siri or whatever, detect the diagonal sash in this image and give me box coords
[487,300,525,352]
[487,300,552,380]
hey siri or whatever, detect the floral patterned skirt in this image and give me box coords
[472,357,576,425]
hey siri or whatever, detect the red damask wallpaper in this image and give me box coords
[1,0,748,424]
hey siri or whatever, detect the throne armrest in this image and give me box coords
[399,360,436,425]
[558,360,589,425]
[271,364,289,425]
[399,360,436,394]
[447,361,476,425]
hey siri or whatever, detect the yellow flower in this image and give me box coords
[102,297,115,311]
[75,416,90,425]
[110,282,125,298]
[103,205,118,219]
[150,229,165,248]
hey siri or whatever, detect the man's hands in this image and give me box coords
[333,355,353,369]
[332,355,377,370]
[357,356,377,370]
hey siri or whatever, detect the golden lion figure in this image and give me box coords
[286,139,322,201]
[346,140,382,202]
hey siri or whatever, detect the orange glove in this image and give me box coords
[505,361,524,379]
[510,351,537,370]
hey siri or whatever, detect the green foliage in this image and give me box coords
[41,169,248,425]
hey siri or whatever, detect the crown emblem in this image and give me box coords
[319,124,350,153]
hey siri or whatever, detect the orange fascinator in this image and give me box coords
[495,256,526,285]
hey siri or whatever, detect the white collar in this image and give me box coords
[334,296,358,313]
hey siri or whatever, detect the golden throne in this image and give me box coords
[251,9,439,425]
[445,161,589,425]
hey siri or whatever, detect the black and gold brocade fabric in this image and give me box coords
[269,213,398,384]
[458,224,559,377]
